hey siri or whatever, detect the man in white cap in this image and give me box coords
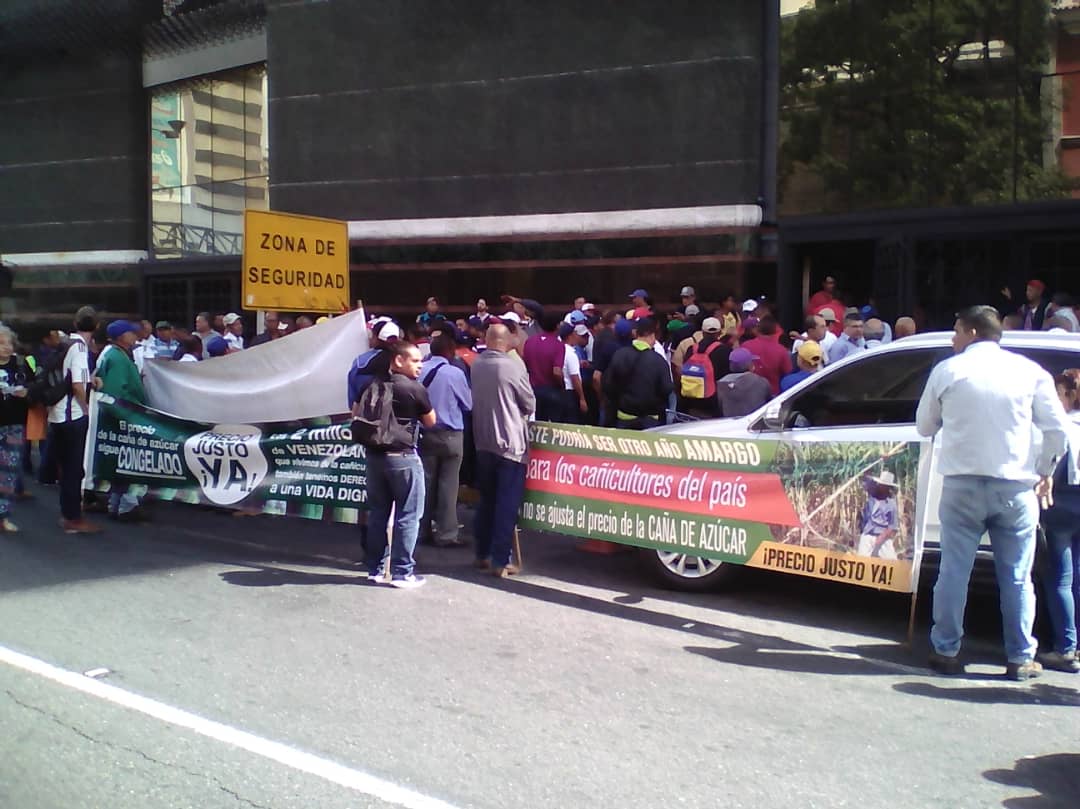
[222,313,245,351]
[679,286,697,313]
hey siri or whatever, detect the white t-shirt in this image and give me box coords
[178,354,199,363]
[224,332,245,351]
[48,334,91,423]
[563,344,581,391]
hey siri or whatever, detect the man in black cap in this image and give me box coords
[150,320,179,360]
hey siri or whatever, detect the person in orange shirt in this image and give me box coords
[806,275,842,315]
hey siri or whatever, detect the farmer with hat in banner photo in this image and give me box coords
[857,469,900,559]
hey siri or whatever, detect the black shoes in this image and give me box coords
[927,651,965,676]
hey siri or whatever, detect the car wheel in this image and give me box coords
[638,548,742,592]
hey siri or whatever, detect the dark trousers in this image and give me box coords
[474,451,527,567]
[533,386,563,422]
[49,417,88,521]
[616,415,660,431]
[38,433,58,485]
[419,429,464,542]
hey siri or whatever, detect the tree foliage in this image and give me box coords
[779,0,1074,214]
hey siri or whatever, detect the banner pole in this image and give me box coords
[512,526,524,571]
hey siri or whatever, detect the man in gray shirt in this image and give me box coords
[916,305,1069,680]
[470,324,537,577]
[717,348,771,417]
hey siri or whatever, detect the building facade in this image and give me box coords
[1,0,778,333]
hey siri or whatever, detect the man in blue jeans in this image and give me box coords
[470,323,536,577]
[916,305,1069,680]
[361,341,436,589]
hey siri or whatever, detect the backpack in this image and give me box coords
[28,340,74,407]
[350,378,417,450]
[680,341,722,400]
[347,348,385,407]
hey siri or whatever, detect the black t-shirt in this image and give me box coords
[0,356,30,427]
[379,372,433,452]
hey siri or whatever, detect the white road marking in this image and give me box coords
[0,643,461,809]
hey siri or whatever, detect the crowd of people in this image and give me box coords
[2,276,1079,678]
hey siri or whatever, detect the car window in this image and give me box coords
[1009,347,1080,378]
[783,347,947,428]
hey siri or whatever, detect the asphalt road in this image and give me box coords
[2,482,1078,809]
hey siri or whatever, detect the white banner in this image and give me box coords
[142,308,368,423]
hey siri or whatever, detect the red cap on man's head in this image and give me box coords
[1028,279,1046,293]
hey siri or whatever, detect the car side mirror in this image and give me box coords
[761,400,785,431]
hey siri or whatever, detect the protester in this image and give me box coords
[177,335,203,362]
[475,298,490,323]
[1045,294,1079,332]
[522,313,566,421]
[627,288,652,321]
[864,318,886,348]
[193,312,220,357]
[49,306,101,534]
[806,275,839,315]
[894,317,917,339]
[360,340,435,589]
[418,334,472,547]
[471,323,536,576]
[781,341,824,392]
[790,313,834,365]
[827,312,866,364]
[1039,370,1080,673]
[417,297,446,327]
[1002,280,1049,331]
[593,316,631,427]
[678,286,697,314]
[150,321,179,359]
[95,320,148,521]
[0,326,30,532]
[916,305,1069,680]
[222,313,245,350]
[677,317,730,418]
[717,347,771,417]
[250,311,280,346]
[558,322,588,423]
[602,318,672,430]
[295,315,314,330]
[716,294,739,337]
[206,336,230,358]
[739,316,792,397]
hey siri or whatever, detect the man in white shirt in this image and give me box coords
[916,305,1069,680]
[48,306,103,535]
[559,323,587,423]
[791,313,836,366]
[222,313,245,351]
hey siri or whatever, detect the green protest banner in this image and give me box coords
[89,395,366,523]
[522,423,926,592]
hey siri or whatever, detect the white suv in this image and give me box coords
[643,331,1080,591]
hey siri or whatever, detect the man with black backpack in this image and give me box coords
[602,318,673,430]
[44,306,102,534]
[352,340,436,589]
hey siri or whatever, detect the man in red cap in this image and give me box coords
[1002,280,1049,331]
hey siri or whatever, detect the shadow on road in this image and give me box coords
[893,681,1080,706]
[220,567,366,587]
[684,642,920,676]
[984,753,1080,808]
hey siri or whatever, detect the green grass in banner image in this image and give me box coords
[769,441,919,558]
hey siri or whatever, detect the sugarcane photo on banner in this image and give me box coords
[520,423,929,593]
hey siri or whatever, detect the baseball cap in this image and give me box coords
[614,318,634,339]
[106,320,139,340]
[206,336,229,357]
[316,316,330,324]
[729,347,757,370]
[520,299,544,319]
[684,304,701,317]
[426,296,439,304]
[797,340,824,367]
[742,316,760,331]
[701,317,722,334]
[859,305,877,319]
[580,302,596,312]
[1028,279,1046,292]
[680,286,696,297]
[557,322,574,339]
[818,307,837,322]
[223,312,242,326]
[376,321,402,341]
[467,316,485,329]
[573,324,590,337]
[628,288,649,299]
[741,299,758,313]
[499,311,522,324]
[154,320,172,330]
[569,310,588,324]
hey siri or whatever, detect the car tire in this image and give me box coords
[638,548,742,592]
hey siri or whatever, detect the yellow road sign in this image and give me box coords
[242,209,350,313]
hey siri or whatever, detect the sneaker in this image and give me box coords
[1040,651,1080,674]
[61,518,104,535]
[927,651,964,676]
[367,570,386,584]
[0,518,18,533]
[491,563,521,578]
[389,574,426,590]
[1006,660,1043,681]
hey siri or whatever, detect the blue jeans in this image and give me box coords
[932,475,1039,663]
[1042,510,1080,655]
[364,451,425,578]
[474,451,527,567]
